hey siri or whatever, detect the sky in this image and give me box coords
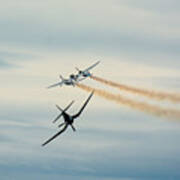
[0,0,180,179]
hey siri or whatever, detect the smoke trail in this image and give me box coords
[91,75,180,103]
[77,83,180,120]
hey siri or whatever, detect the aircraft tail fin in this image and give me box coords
[75,67,80,72]
[59,75,64,80]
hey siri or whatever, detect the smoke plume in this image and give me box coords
[77,83,180,120]
[91,76,180,103]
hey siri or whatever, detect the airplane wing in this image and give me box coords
[72,91,94,119]
[77,77,86,82]
[83,61,100,72]
[53,111,63,123]
[47,81,64,89]
[64,101,75,111]
[42,123,68,146]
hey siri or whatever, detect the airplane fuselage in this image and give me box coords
[70,74,79,81]
[62,113,74,124]
[81,71,91,77]
[64,79,74,86]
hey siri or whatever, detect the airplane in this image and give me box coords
[42,91,94,146]
[75,61,100,78]
[47,74,78,89]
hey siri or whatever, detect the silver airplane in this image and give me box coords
[75,61,100,78]
[42,92,94,146]
[47,74,78,89]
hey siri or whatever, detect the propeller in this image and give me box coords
[58,122,66,128]
[52,101,75,123]
[70,124,76,131]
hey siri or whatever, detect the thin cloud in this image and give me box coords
[0,60,14,69]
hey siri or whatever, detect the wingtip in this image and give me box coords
[70,100,75,105]
[87,91,94,101]
[96,60,100,65]
[91,90,94,96]
[41,143,46,147]
[52,119,56,123]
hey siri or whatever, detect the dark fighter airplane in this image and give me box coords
[42,92,94,146]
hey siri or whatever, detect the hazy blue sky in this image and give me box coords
[0,0,180,179]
